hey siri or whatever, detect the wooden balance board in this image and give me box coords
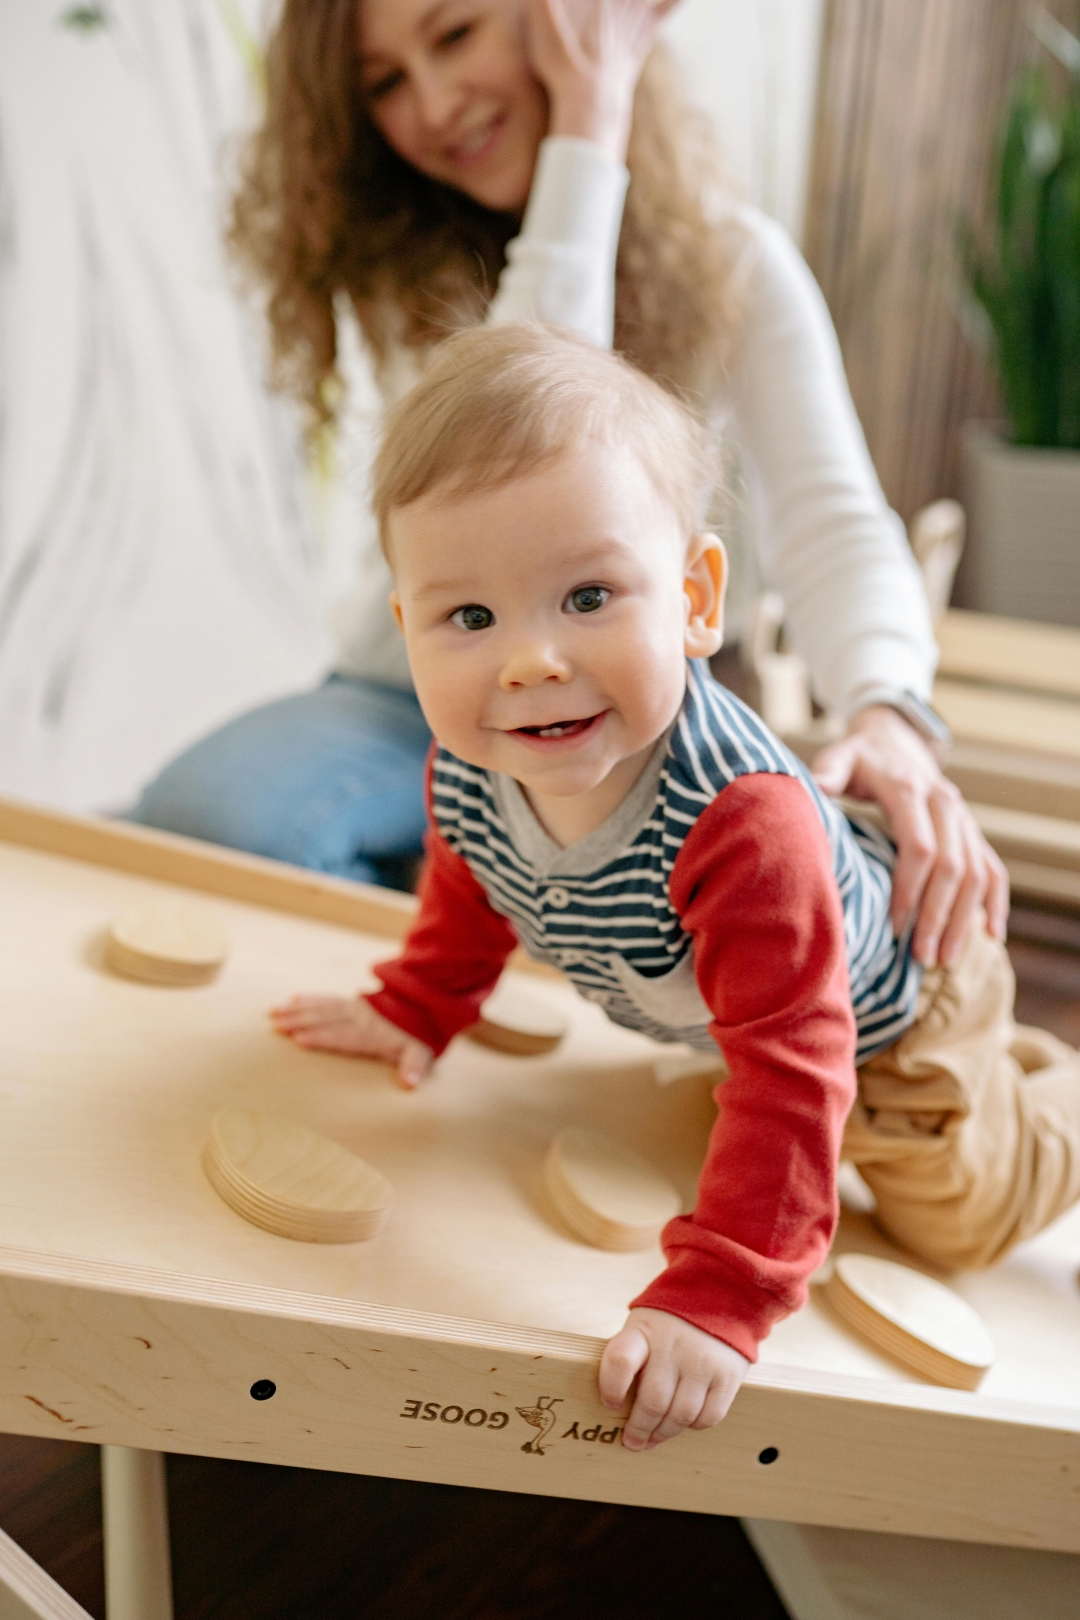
[203,1110,392,1244]
[1,796,1079,1554]
[825,1254,995,1391]
[105,901,228,986]
[466,981,569,1056]
[544,1127,682,1251]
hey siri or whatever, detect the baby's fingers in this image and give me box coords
[396,1038,435,1091]
[599,1325,648,1411]
[641,1378,713,1449]
[270,995,349,1027]
[689,1380,736,1431]
[621,1360,677,1452]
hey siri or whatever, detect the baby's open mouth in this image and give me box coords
[513,714,602,741]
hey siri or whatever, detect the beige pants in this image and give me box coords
[843,921,1080,1270]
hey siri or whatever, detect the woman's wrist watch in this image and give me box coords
[850,687,953,759]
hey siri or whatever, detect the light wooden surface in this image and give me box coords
[936,610,1080,701]
[1,802,1079,1548]
[0,1527,92,1620]
[468,982,569,1057]
[969,804,1080,876]
[932,681,1080,762]
[825,1256,993,1392]
[544,1128,683,1252]
[203,1110,393,1243]
[106,901,229,987]
[946,743,1080,825]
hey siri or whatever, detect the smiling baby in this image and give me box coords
[273,324,1080,1452]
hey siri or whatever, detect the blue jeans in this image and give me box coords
[132,676,431,887]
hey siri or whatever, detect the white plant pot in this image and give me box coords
[960,422,1080,627]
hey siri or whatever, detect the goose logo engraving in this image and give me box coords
[515,1395,562,1454]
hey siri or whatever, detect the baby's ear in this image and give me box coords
[684,534,726,658]
[390,590,404,633]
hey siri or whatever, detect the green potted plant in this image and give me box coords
[960,14,1080,625]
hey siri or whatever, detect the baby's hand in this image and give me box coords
[270,995,434,1090]
[599,1307,750,1451]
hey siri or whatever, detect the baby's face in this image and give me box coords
[389,444,724,802]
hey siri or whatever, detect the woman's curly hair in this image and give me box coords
[229,0,747,430]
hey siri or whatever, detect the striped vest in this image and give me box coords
[432,662,920,1063]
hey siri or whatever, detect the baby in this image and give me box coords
[274,325,1080,1451]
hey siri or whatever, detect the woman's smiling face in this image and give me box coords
[357,0,549,214]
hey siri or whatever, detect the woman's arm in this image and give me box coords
[728,211,936,714]
[487,0,677,346]
[487,136,628,346]
[728,212,1008,964]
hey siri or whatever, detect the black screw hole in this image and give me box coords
[250,1379,277,1401]
[757,1446,779,1465]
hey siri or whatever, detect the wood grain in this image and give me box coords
[0,1526,92,1620]
[825,1255,994,1391]
[1,800,1079,1550]
[1,1247,1079,1551]
[805,0,1030,521]
[936,610,1080,700]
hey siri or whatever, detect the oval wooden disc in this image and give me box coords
[203,1110,392,1243]
[467,982,568,1057]
[826,1253,994,1390]
[106,902,228,985]
[544,1127,681,1251]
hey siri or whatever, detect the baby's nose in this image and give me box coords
[498,638,573,690]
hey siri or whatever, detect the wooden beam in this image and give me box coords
[0,798,418,940]
[970,804,1080,876]
[946,743,1080,824]
[933,682,1080,761]
[0,1526,92,1620]
[936,610,1080,700]
[0,1248,1077,1553]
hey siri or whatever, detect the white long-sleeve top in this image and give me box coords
[333,137,935,714]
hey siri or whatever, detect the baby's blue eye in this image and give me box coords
[565,586,609,615]
[451,604,494,631]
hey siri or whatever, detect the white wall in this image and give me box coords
[664,0,825,243]
[0,1,333,814]
[0,0,825,814]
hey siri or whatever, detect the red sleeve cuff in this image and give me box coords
[630,1213,817,1362]
[363,979,484,1058]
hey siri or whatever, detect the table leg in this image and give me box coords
[100,1448,174,1620]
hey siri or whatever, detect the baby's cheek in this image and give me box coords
[606,631,686,739]
[413,652,485,755]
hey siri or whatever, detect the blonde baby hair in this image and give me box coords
[373,324,717,555]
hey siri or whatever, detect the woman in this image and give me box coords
[135,0,1006,970]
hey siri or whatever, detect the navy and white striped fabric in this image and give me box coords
[432,662,920,1063]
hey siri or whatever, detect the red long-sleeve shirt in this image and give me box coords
[368,770,857,1361]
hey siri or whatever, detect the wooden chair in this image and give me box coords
[745,501,1080,907]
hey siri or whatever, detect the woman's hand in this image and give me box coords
[270,994,434,1089]
[599,1307,749,1451]
[812,705,1009,969]
[523,0,681,159]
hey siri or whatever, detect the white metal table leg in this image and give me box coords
[100,1448,173,1620]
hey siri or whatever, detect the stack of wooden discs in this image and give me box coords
[105,902,228,986]
[544,1127,682,1252]
[825,1253,995,1390]
[467,981,568,1056]
[203,1109,392,1243]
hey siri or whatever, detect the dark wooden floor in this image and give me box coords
[2,910,1078,1619]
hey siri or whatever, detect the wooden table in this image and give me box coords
[1,797,1078,1607]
